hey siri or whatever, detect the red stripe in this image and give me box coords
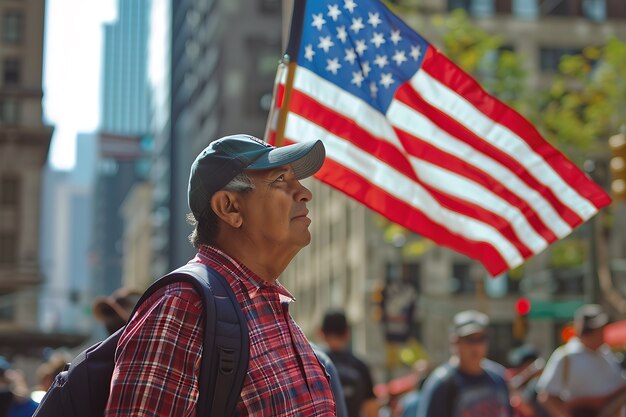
[393,84,565,240]
[393,127,557,245]
[421,48,610,210]
[289,89,417,181]
[288,91,535,257]
[312,153,511,276]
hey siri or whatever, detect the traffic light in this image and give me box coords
[609,132,626,202]
[512,297,531,341]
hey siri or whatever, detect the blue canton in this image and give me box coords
[297,0,430,113]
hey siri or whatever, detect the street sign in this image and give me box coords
[527,299,585,319]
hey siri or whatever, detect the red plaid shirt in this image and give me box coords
[105,245,336,417]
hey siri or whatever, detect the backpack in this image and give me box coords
[33,262,250,417]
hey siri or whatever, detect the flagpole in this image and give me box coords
[274,58,297,147]
[271,0,306,147]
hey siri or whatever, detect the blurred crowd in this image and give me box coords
[2,296,625,417]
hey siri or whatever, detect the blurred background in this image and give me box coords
[1,0,626,397]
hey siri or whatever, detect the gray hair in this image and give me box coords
[223,172,255,192]
[187,171,255,247]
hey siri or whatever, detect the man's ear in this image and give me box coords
[210,191,243,228]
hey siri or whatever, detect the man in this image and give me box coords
[537,304,626,417]
[105,134,336,416]
[417,310,512,417]
[320,309,379,417]
[508,344,548,417]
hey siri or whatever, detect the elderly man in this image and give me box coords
[105,134,335,416]
[537,304,626,417]
[417,310,512,417]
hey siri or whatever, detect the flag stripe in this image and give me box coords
[392,82,578,237]
[284,111,525,269]
[289,85,546,256]
[282,136,512,276]
[292,66,572,242]
[420,48,607,215]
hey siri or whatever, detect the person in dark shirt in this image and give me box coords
[320,309,378,417]
[417,310,512,417]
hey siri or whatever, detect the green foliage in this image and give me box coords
[536,38,626,155]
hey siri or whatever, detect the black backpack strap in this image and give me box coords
[161,262,250,417]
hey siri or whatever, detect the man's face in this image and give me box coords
[237,165,313,251]
[456,331,488,368]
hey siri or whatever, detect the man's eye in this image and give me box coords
[275,174,285,182]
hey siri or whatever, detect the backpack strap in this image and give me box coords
[130,262,249,417]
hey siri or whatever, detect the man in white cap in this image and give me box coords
[105,134,335,416]
[417,310,512,417]
[537,304,626,417]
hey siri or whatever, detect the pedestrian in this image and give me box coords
[0,357,38,417]
[320,309,379,417]
[507,344,548,417]
[104,134,336,416]
[536,304,626,417]
[92,287,142,335]
[416,310,513,417]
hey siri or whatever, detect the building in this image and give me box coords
[39,133,97,336]
[91,0,154,297]
[0,0,54,354]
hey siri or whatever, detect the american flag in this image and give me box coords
[266,0,611,276]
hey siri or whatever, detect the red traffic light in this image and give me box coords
[515,298,531,316]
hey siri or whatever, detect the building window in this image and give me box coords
[0,292,15,321]
[539,47,582,72]
[606,0,626,18]
[0,98,19,124]
[2,59,21,85]
[2,12,23,44]
[448,0,495,16]
[512,0,539,18]
[0,233,17,265]
[495,0,512,14]
[0,174,20,207]
[259,0,280,14]
[451,261,474,294]
[583,0,607,21]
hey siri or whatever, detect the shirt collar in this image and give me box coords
[195,245,295,302]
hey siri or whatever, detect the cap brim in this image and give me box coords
[247,140,325,179]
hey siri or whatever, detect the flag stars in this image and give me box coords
[371,32,385,48]
[304,44,316,61]
[344,0,357,13]
[327,4,342,21]
[374,54,389,68]
[369,81,378,98]
[410,45,423,61]
[361,61,371,77]
[350,17,365,34]
[390,29,402,45]
[392,50,407,65]
[326,58,342,74]
[336,26,348,43]
[344,48,357,65]
[355,39,368,56]
[318,35,334,53]
[351,71,364,87]
[312,13,326,30]
[368,12,382,28]
[380,73,394,88]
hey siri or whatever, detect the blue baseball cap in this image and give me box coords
[188,134,325,220]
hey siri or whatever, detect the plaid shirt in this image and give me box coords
[105,245,336,417]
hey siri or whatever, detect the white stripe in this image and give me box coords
[388,99,573,239]
[412,69,598,220]
[285,112,524,268]
[292,66,573,239]
[292,66,402,149]
[410,158,549,253]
